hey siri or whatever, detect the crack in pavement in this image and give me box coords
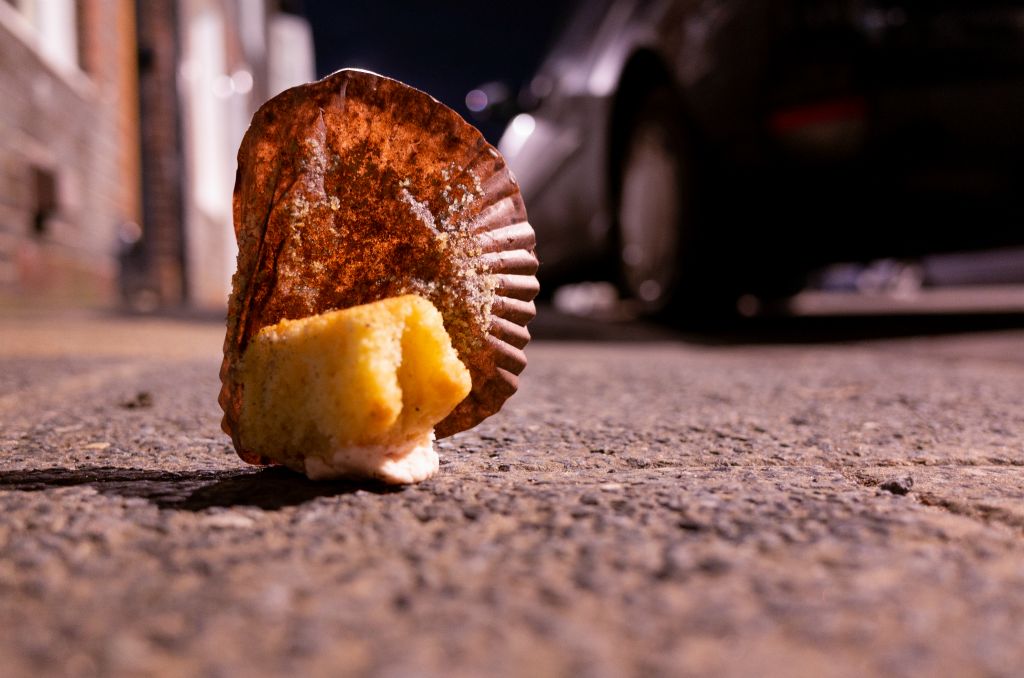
[846,467,1024,536]
[915,492,1024,535]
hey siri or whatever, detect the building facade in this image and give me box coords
[0,0,140,306]
[0,0,313,310]
[174,0,314,309]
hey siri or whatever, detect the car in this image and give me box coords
[484,0,1024,316]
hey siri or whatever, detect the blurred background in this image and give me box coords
[2,0,1024,321]
[0,0,314,312]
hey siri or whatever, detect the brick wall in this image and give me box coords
[0,1,140,306]
[137,0,185,306]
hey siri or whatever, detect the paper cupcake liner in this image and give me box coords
[219,69,539,463]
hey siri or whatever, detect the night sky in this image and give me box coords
[301,0,577,142]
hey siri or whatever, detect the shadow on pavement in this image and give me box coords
[530,304,1024,346]
[686,312,1024,346]
[0,466,402,511]
[529,305,683,343]
[174,467,404,510]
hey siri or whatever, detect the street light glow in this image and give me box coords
[465,88,488,112]
[231,69,254,95]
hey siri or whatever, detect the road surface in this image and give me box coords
[1,308,1023,677]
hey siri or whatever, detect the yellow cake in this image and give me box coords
[237,295,472,484]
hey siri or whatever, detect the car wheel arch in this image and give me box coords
[607,50,730,318]
[606,50,690,219]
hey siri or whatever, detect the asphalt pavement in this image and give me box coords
[1,306,1023,677]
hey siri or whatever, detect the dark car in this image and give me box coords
[491,0,1024,315]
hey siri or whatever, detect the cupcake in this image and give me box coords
[219,69,539,481]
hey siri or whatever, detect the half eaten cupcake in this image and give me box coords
[237,295,471,484]
[219,70,539,484]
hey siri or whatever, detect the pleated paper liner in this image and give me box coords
[219,69,539,464]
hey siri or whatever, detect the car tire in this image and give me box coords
[615,87,694,318]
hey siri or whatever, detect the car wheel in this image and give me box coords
[616,88,691,316]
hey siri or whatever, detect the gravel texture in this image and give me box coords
[1,309,1023,677]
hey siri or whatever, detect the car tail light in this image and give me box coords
[769,96,867,135]
[768,96,867,157]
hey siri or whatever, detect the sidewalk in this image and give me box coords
[1,309,1023,677]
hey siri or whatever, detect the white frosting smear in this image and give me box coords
[303,432,439,484]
